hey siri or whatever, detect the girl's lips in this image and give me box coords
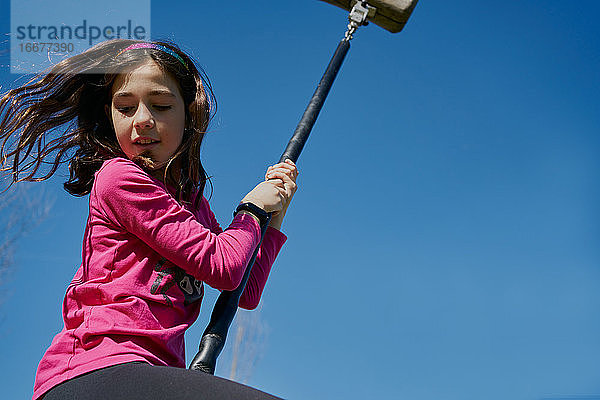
[133,141,160,148]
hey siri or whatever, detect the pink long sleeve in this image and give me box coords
[32,157,287,400]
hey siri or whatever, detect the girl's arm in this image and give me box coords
[199,160,297,308]
[202,197,287,310]
[93,158,264,292]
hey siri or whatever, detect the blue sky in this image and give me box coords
[1,1,599,399]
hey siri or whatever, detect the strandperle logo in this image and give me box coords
[10,0,151,73]
[15,20,147,46]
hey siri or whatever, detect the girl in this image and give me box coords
[0,39,298,399]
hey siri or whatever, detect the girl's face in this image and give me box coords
[108,59,186,175]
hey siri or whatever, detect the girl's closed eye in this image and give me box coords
[115,105,172,114]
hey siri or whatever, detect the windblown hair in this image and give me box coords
[0,39,216,206]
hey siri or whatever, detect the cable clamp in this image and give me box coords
[344,1,377,41]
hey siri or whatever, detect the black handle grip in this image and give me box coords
[279,38,350,164]
[189,38,352,375]
[189,217,271,373]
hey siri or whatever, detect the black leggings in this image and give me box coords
[42,362,283,400]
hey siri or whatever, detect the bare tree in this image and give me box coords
[0,39,54,291]
[227,304,270,384]
[0,183,53,295]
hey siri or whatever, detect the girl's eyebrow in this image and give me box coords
[113,89,176,99]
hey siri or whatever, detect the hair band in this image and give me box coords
[116,43,189,70]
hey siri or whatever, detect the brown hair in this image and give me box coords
[0,39,216,206]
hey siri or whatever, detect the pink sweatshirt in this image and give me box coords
[32,157,287,400]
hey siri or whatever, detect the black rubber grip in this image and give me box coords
[190,38,352,375]
[189,218,271,374]
[279,39,350,163]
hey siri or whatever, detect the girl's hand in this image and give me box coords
[265,159,298,214]
[240,159,299,215]
[265,159,298,231]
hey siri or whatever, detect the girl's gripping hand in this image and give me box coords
[264,159,298,215]
[241,159,298,214]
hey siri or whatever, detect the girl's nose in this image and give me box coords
[133,104,154,130]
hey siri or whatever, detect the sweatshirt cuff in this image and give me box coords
[266,225,287,244]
